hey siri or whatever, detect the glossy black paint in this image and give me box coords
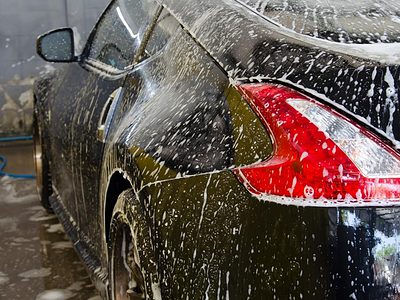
[33,0,400,298]
[165,0,400,144]
[142,170,400,298]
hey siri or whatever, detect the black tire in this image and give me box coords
[109,189,160,300]
[32,106,53,212]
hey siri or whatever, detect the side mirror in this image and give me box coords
[36,28,77,63]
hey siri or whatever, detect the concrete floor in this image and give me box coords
[0,141,100,300]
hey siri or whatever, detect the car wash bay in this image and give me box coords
[0,0,108,298]
[0,140,100,299]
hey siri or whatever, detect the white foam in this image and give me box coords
[18,268,51,278]
[35,289,75,300]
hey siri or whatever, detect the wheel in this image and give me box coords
[32,106,53,212]
[109,189,160,300]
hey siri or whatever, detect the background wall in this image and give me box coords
[0,0,109,136]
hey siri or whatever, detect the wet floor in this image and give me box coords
[0,141,100,300]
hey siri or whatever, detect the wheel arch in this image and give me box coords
[104,169,133,241]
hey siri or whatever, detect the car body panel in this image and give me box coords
[161,0,400,145]
[33,0,400,298]
[142,169,400,298]
[47,63,123,241]
[99,25,273,262]
[241,0,400,45]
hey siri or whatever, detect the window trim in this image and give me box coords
[79,0,164,76]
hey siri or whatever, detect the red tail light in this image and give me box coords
[234,83,400,206]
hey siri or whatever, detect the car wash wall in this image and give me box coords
[0,0,108,136]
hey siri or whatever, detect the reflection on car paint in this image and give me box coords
[33,0,400,298]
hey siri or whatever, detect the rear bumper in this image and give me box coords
[144,171,400,299]
[327,207,400,298]
[230,202,400,299]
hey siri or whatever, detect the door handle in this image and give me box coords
[97,87,123,142]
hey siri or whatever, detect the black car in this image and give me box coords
[33,0,400,298]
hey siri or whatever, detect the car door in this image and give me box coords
[49,0,160,243]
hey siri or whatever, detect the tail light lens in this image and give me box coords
[234,83,400,206]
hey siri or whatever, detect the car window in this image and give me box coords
[145,9,181,56]
[87,0,158,70]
